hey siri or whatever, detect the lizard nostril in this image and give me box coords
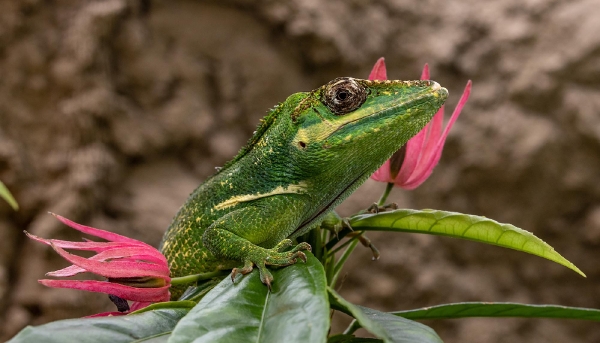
[298,141,307,149]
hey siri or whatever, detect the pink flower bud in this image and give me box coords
[370,58,472,189]
[27,213,171,316]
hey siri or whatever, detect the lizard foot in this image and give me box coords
[366,202,399,214]
[231,241,312,290]
[345,231,380,260]
[335,218,380,261]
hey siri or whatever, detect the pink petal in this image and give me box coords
[368,57,387,80]
[26,231,142,252]
[403,80,472,189]
[39,279,171,302]
[85,245,168,266]
[51,213,150,246]
[403,105,445,187]
[395,124,427,184]
[394,62,433,185]
[50,244,170,280]
[371,160,394,183]
[42,238,165,266]
[48,246,169,277]
[47,264,87,277]
[420,63,430,80]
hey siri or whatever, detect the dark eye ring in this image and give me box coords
[322,77,367,115]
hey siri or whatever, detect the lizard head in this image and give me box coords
[287,77,448,180]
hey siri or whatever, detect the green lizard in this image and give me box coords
[160,77,447,296]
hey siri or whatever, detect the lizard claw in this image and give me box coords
[345,231,380,261]
[367,202,399,214]
[232,240,312,288]
[296,251,307,263]
[231,259,254,282]
[367,203,380,214]
[263,275,272,291]
[256,262,274,291]
[366,202,399,213]
[291,242,311,253]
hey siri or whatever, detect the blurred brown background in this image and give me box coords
[1,0,599,341]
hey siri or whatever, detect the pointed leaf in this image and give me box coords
[8,308,189,343]
[0,180,18,210]
[349,209,585,277]
[329,288,443,343]
[169,252,329,343]
[391,302,600,320]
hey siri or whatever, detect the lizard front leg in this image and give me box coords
[202,206,311,289]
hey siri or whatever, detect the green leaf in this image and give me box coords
[0,180,18,210]
[169,252,329,343]
[329,288,443,343]
[349,209,585,277]
[328,334,382,342]
[391,302,600,321]
[8,308,189,343]
[132,333,171,342]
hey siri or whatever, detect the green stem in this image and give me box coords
[330,239,359,288]
[343,320,361,335]
[325,253,335,285]
[171,271,227,285]
[314,227,323,262]
[325,227,353,251]
[377,182,394,206]
[327,234,358,257]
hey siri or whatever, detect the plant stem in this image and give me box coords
[328,234,358,257]
[314,227,323,262]
[171,271,227,285]
[330,239,359,288]
[325,251,336,285]
[325,227,353,251]
[377,182,394,206]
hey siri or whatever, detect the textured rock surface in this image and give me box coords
[1,0,599,341]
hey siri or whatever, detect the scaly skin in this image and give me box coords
[160,77,448,297]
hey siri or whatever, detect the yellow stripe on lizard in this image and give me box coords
[213,182,308,211]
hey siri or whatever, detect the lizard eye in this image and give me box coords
[322,77,368,115]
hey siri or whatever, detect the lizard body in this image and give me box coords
[160,77,448,296]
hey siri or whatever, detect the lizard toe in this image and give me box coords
[256,263,274,290]
[273,239,293,252]
[291,242,312,253]
[231,259,254,282]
